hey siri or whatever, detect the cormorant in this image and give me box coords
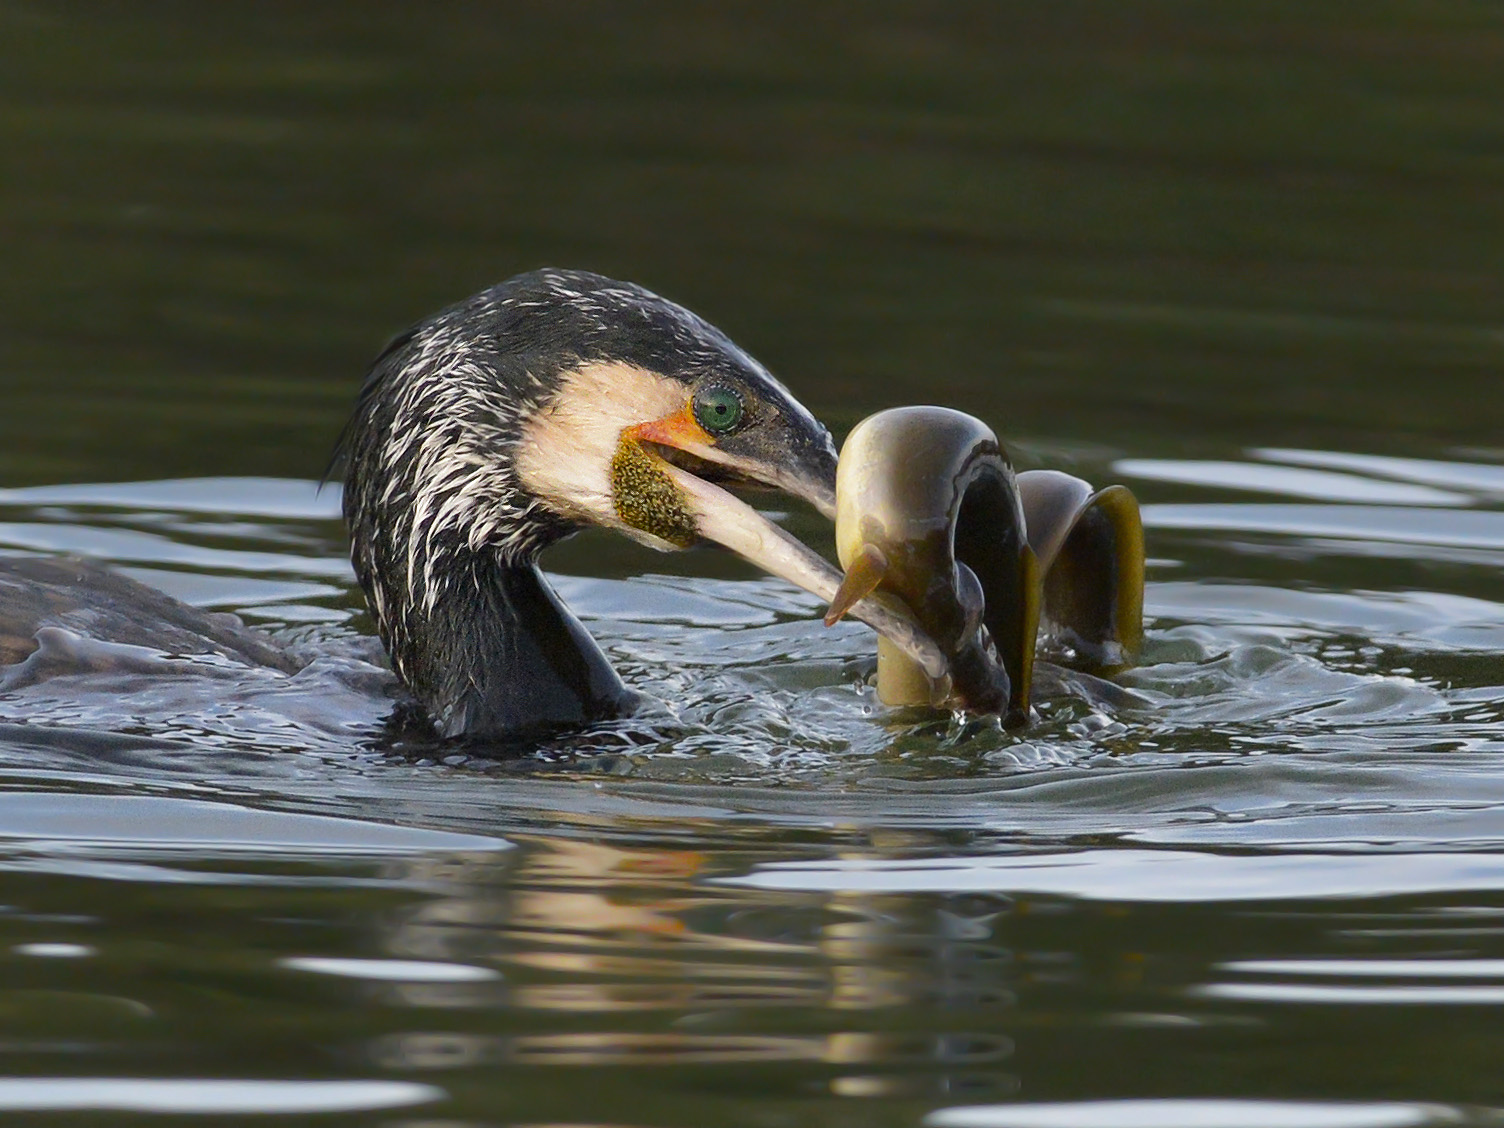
[333,268,938,739]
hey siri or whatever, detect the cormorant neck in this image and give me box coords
[407,549,636,739]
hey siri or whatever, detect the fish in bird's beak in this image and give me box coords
[824,407,1041,722]
[1014,469,1145,672]
[821,406,1149,723]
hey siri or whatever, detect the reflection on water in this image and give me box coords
[6,801,1504,1122]
[0,1080,443,1116]
[924,1101,1469,1128]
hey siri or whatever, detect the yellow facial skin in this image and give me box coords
[609,437,698,548]
[610,402,718,548]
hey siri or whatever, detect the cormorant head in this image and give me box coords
[336,269,842,687]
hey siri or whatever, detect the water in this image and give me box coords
[4,4,1504,1126]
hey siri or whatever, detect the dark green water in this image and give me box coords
[3,4,1504,1126]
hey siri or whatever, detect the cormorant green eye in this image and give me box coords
[693,385,745,435]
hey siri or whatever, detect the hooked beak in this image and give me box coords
[622,405,944,678]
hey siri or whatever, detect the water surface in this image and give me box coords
[3,4,1504,1127]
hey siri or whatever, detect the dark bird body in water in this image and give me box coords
[331,268,912,738]
[0,556,297,685]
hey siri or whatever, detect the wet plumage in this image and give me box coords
[333,268,843,738]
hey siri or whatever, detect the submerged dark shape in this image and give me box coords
[0,555,297,682]
[825,406,1145,724]
[332,268,935,739]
